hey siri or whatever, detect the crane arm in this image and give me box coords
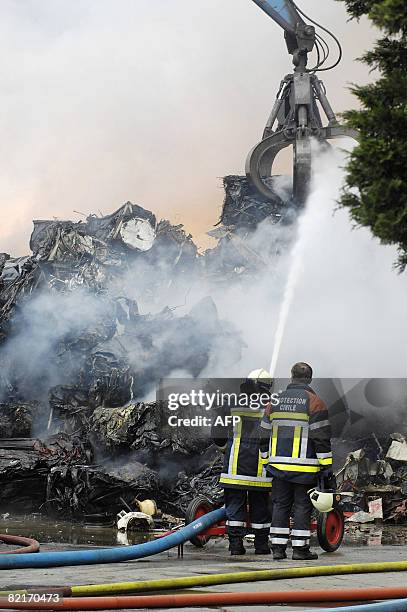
[246,0,357,204]
[251,0,315,67]
[250,0,305,34]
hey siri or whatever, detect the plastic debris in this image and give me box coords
[117,510,154,532]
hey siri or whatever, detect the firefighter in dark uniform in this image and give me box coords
[212,369,273,556]
[260,362,333,560]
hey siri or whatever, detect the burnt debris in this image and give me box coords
[204,176,293,282]
[336,433,407,523]
[2,182,405,526]
[0,180,287,521]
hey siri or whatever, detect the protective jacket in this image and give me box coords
[212,404,272,490]
[260,382,332,485]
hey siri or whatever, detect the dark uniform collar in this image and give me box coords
[286,381,316,395]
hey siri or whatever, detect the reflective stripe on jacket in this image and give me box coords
[260,383,332,485]
[212,406,272,490]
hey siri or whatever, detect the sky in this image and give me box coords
[0,0,377,255]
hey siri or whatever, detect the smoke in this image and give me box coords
[99,141,407,382]
[0,0,377,255]
[0,290,115,402]
[0,0,388,418]
[1,141,406,430]
[271,146,407,378]
[153,142,406,381]
[0,143,405,464]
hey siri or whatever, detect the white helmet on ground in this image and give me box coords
[308,488,334,513]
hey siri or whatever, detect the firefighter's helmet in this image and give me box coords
[308,488,334,513]
[247,368,272,381]
[246,369,273,393]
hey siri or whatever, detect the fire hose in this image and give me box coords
[2,561,407,599]
[2,560,403,597]
[1,513,407,611]
[1,589,407,610]
[301,602,407,612]
[0,507,226,569]
[0,534,40,555]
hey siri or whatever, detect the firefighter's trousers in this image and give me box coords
[224,488,271,538]
[270,476,314,548]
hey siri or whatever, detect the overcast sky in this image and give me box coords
[0,0,377,254]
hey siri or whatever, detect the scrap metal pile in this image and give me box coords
[2,180,406,527]
[204,175,289,281]
[0,433,90,514]
[0,178,284,522]
[336,433,407,523]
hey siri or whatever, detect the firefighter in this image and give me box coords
[212,369,273,556]
[260,362,333,561]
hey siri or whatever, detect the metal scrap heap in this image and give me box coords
[336,433,407,523]
[204,175,290,281]
[0,181,287,521]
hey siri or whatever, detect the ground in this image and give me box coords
[1,530,406,612]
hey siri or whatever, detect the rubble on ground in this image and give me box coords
[0,434,90,513]
[0,403,33,438]
[336,432,407,523]
[117,509,155,532]
[45,460,160,520]
[163,454,224,516]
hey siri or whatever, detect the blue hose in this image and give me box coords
[0,507,226,570]
[302,600,407,612]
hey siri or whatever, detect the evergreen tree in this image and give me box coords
[338,0,407,270]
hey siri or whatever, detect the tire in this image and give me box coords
[185,496,214,548]
[317,509,345,552]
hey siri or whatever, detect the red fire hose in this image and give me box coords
[0,534,40,555]
[1,586,407,609]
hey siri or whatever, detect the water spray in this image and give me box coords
[269,203,311,377]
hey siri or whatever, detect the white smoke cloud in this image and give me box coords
[0,0,377,254]
[103,142,407,382]
[0,0,388,390]
[2,141,405,416]
[0,290,114,401]
[266,146,407,378]
[146,142,404,382]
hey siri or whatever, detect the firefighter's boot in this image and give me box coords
[254,531,271,555]
[229,536,246,556]
[272,545,287,560]
[292,546,318,560]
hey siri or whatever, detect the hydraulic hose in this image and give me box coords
[0,507,225,569]
[0,535,40,555]
[2,561,407,599]
[1,588,407,610]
